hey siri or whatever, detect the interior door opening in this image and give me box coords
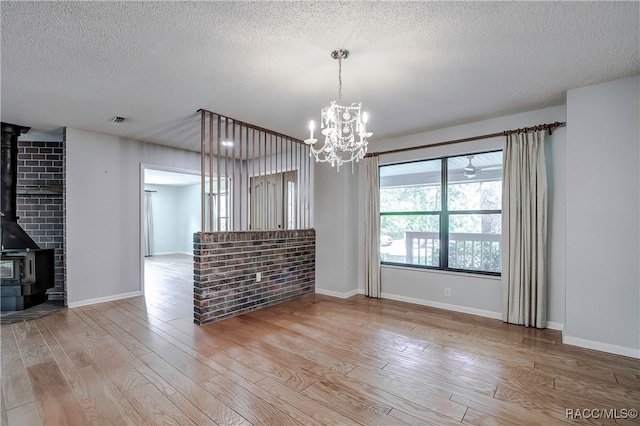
[250,170,297,230]
[141,166,205,316]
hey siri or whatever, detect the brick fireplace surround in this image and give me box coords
[193,230,315,325]
[16,139,64,301]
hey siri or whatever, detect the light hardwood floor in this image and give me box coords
[1,254,639,425]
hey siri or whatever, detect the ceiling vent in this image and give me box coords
[111,116,126,123]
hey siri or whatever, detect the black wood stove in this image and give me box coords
[1,122,54,311]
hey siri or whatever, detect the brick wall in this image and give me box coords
[16,139,65,300]
[194,230,315,325]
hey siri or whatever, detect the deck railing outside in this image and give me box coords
[381,231,500,272]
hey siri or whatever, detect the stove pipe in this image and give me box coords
[1,122,39,251]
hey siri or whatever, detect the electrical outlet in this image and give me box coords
[445,287,451,297]
[256,272,262,282]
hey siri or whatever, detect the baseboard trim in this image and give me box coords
[68,291,143,308]
[317,289,567,333]
[546,321,564,331]
[563,335,640,359]
[148,252,191,257]
[315,288,363,299]
[381,292,502,320]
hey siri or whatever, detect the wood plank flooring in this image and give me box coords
[2,254,639,425]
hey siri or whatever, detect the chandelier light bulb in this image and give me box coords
[309,120,315,140]
[360,111,369,134]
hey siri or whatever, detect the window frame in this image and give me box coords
[379,149,502,276]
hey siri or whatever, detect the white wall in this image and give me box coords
[179,183,201,252]
[66,128,201,306]
[144,183,199,255]
[350,106,567,326]
[145,184,181,255]
[565,76,640,358]
[314,163,360,297]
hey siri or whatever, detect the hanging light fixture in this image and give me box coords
[305,49,372,171]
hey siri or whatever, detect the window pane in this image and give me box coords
[380,160,441,212]
[447,152,502,211]
[448,213,501,272]
[380,215,440,267]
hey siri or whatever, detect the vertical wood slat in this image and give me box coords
[208,113,214,233]
[216,117,221,232]
[291,138,295,229]
[200,110,205,232]
[252,129,255,230]
[281,139,292,229]
[245,126,248,231]
[224,119,229,231]
[287,138,290,229]
[231,122,236,231]
[239,124,243,230]
[298,139,301,229]
[269,134,273,229]
[309,144,312,228]
[263,133,267,229]
[291,141,302,228]
[276,136,278,227]
[305,143,308,228]
[301,141,304,228]
[279,136,283,228]
[298,140,302,228]
[294,138,297,229]
[258,131,262,230]
[300,142,305,228]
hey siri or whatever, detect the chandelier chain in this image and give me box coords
[337,55,342,100]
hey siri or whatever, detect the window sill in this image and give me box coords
[380,263,501,281]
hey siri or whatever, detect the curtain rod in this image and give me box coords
[364,121,565,158]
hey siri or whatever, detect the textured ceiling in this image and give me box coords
[1,1,638,151]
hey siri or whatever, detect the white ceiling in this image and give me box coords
[2,1,638,152]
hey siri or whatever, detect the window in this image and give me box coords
[380,150,502,275]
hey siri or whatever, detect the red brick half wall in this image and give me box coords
[193,229,316,325]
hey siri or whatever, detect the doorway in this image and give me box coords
[250,170,297,230]
[141,166,203,315]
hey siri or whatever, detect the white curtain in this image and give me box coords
[144,191,154,257]
[364,155,381,298]
[502,130,548,328]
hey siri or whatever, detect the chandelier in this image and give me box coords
[305,49,372,171]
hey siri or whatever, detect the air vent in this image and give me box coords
[111,116,126,123]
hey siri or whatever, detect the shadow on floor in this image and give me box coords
[1,300,65,325]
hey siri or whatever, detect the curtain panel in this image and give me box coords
[144,191,154,257]
[502,130,548,328]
